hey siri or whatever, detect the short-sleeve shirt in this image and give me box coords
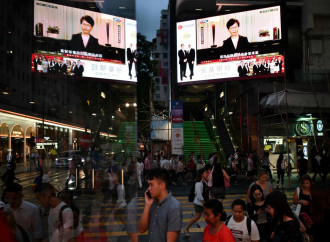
[226,216,260,242]
[148,193,182,242]
[203,224,235,242]
[273,219,303,242]
[5,200,42,241]
[48,202,73,241]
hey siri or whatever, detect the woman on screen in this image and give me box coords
[221,19,250,54]
[70,15,100,54]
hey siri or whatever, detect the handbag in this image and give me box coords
[224,177,230,188]
[207,167,214,188]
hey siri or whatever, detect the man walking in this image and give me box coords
[5,183,42,241]
[35,183,73,242]
[139,168,182,242]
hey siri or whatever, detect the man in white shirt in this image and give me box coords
[160,156,171,170]
[226,199,260,242]
[36,183,73,242]
[5,183,42,242]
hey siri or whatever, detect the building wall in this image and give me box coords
[153,9,169,104]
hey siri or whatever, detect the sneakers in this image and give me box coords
[183,228,190,237]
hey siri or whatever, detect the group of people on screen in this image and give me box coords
[33,55,84,77]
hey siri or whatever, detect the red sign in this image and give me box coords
[79,133,91,148]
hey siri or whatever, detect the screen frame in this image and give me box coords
[32,0,137,84]
[176,3,287,86]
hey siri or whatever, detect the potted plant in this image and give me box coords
[259,29,270,40]
[47,26,60,38]
[259,29,270,41]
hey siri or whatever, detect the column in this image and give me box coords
[69,129,73,150]
[23,131,27,164]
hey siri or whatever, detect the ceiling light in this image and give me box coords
[29,101,35,104]
[125,103,130,107]
[119,6,126,9]
[195,8,203,11]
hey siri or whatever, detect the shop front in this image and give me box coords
[262,117,327,167]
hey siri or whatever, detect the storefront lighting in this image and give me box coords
[2,91,9,95]
[125,103,130,107]
[133,103,137,107]
[0,108,116,137]
[220,91,224,98]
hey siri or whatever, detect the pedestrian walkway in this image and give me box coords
[1,167,329,241]
[4,170,296,241]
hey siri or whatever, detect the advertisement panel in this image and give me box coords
[177,5,284,84]
[33,0,137,82]
[171,101,184,155]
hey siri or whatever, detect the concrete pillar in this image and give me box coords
[69,129,73,150]
[23,131,27,164]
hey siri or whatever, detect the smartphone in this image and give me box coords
[300,212,313,225]
[146,191,152,199]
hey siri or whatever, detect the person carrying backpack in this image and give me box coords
[184,168,209,237]
[225,199,260,242]
[35,183,73,242]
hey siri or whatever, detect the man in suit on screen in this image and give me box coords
[178,44,187,81]
[186,44,195,79]
[127,43,137,79]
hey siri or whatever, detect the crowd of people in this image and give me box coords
[0,148,329,242]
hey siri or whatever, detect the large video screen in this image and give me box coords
[177,5,284,85]
[33,0,137,82]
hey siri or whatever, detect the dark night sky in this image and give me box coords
[136,0,168,41]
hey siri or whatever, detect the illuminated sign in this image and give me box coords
[317,120,323,131]
[33,0,137,83]
[176,5,283,85]
[295,121,312,136]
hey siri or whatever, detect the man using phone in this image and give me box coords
[139,168,182,242]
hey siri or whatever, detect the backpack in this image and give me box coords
[188,181,209,202]
[252,155,258,169]
[188,182,196,202]
[202,181,210,202]
[58,204,71,228]
[225,215,252,237]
